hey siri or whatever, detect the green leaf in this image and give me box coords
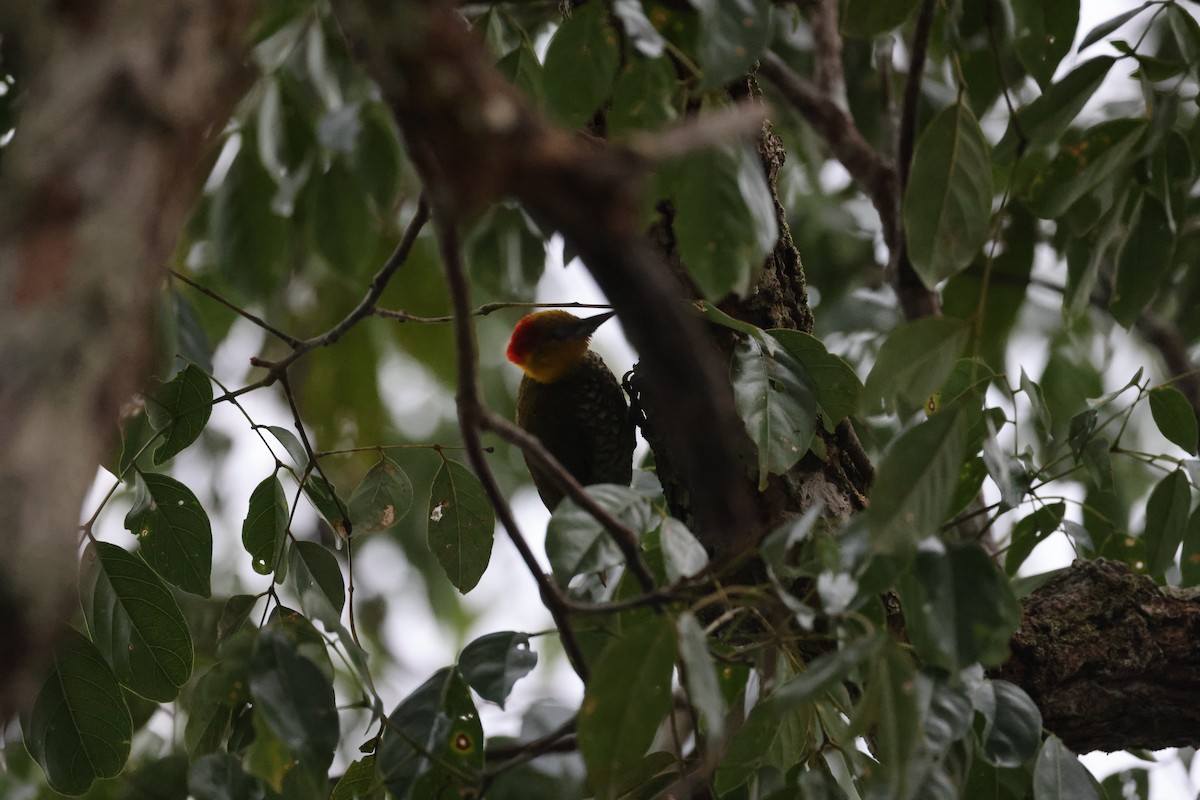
[1142,469,1191,575]
[841,0,920,37]
[578,616,677,800]
[920,675,973,755]
[497,41,546,110]
[996,57,1115,162]
[898,541,1022,671]
[1020,369,1052,441]
[427,458,495,593]
[249,626,340,771]
[80,542,193,701]
[25,628,133,795]
[1005,502,1067,575]
[1110,194,1175,327]
[241,475,289,576]
[313,158,377,276]
[331,755,383,800]
[731,334,818,489]
[609,56,678,136]
[464,203,546,297]
[863,317,969,412]
[1078,2,1153,50]
[288,541,345,629]
[209,141,288,297]
[147,364,213,465]
[676,612,725,740]
[1149,386,1197,455]
[125,472,213,597]
[715,695,812,795]
[693,0,772,88]
[545,484,653,584]
[851,641,920,794]
[973,679,1043,768]
[1012,0,1079,88]
[218,594,257,644]
[659,517,709,582]
[864,408,969,552]
[458,631,538,709]
[768,635,884,714]
[672,144,778,299]
[354,104,403,212]
[377,667,483,800]
[266,425,309,471]
[185,653,252,757]
[1023,119,1146,219]
[768,329,864,427]
[349,455,413,533]
[903,102,993,288]
[1033,735,1099,800]
[542,2,620,129]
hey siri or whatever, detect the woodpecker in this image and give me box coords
[505,310,635,511]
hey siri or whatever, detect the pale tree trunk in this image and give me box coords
[0,0,256,718]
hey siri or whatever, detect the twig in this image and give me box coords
[627,102,767,161]
[484,411,658,595]
[374,300,611,325]
[431,204,591,682]
[168,269,301,347]
[483,719,577,776]
[809,0,847,107]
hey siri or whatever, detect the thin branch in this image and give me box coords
[809,0,847,107]
[168,269,301,347]
[626,102,767,161]
[484,719,577,776]
[483,411,659,595]
[374,300,611,325]
[431,205,591,682]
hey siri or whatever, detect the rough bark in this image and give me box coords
[0,0,257,717]
[998,558,1200,753]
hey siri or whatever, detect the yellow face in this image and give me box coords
[506,310,600,383]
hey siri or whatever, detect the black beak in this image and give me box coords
[573,311,616,338]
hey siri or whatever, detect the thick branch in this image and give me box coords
[999,559,1200,753]
[0,0,257,717]
[336,0,760,556]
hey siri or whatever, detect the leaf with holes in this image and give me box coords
[242,475,288,577]
[349,455,413,533]
[125,472,212,597]
[458,632,538,709]
[428,459,494,593]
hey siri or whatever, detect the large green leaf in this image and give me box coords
[427,458,494,593]
[1023,119,1146,219]
[671,144,778,300]
[731,334,818,489]
[692,0,772,88]
[1142,469,1191,575]
[348,455,413,533]
[996,57,1115,162]
[249,626,339,771]
[898,541,1022,671]
[209,140,288,297]
[973,679,1043,768]
[1110,194,1175,327]
[80,542,193,701]
[288,540,345,629]
[864,408,969,551]
[241,474,289,576]
[903,102,993,288]
[1033,736,1099,800]
[458,631,538,710]
[331,756,383,800]
[545,484,653,585]
[1012,0,1079,88]
[578,616,677,800]
[125,472,213,597]
[768,328,864,428]
[313,157,377,276]
[146,364,213,465]
[542,2,620,129]
[25,628,133,795]
[1149,386,1198,455]
[377,667,483,800]
[863,317,969,412]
